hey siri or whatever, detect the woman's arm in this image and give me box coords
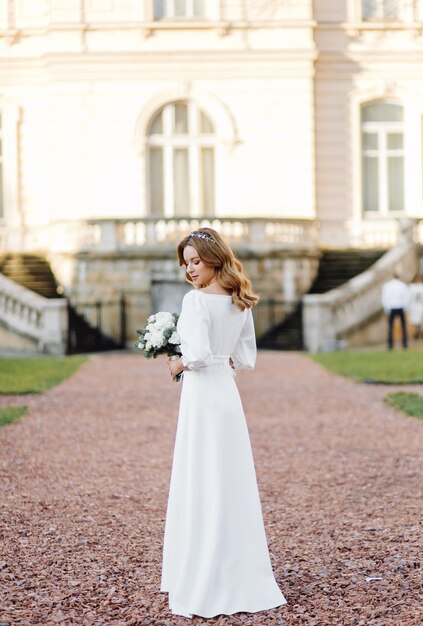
[230,309,257,372]
[177,291,212,370]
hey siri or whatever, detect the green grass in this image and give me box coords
[386,392,423,419]
[0,355,87,394]
[0,405,27,427]
[310,349,423,384]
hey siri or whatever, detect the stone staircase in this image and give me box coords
[258,249,385,351]
[0,253,62,298]
[308,250,385,295]
[0,253,124,353]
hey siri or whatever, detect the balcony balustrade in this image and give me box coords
[0,217,321,255]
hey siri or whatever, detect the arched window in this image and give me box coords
[361,102,404,214]
[147,101,216,217]
[362,0,401,20]
[154,0,206,19]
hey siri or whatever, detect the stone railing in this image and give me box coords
[78,217,320,252]
[100,217,320,251]
[0,222,101,254]
[0,274,68,354]
[0,217,320,254]
[348,218,401,248]
[3,216,423,255]
[302,240,419,353]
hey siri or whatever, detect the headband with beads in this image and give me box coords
[188,231,215,243]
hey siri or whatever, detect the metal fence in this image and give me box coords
[252,298,297,339]
[67,296,127,353]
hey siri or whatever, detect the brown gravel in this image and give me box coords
[0,351,422,626]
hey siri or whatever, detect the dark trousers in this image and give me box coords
[387,308,408,349]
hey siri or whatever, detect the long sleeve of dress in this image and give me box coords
[178,291,212,370]
[230,308,257,371]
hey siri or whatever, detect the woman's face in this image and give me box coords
[183,245,215,287]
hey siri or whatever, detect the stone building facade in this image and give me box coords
[1,0,423,344]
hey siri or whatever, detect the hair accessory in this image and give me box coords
[188,231,215,243]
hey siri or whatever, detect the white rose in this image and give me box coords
[155,311,172,322]
[168,331,180,345]
[150,330,164,348]
[154,312,174,331]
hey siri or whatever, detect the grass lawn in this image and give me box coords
[0,355,87,394]
[310,349,423,384]
[0,405,27,427]
[386,392,423,420]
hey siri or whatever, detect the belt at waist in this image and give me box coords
[210,354,230,364]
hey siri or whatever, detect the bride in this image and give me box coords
[161,227,287,619]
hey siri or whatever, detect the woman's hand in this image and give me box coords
[168,357,186,381]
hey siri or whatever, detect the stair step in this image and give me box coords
[1,252,125,354]
[16,284,60,296]
[0,253,61,300]
[258,248,385,350]
[309,250,383,295]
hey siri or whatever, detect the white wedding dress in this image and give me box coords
[160,289,287,618]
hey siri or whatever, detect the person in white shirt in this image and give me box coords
[381,273,411,350]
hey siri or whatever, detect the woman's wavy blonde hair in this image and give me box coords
[177,227,259,311]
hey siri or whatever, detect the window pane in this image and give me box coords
[174,148,190,215]
[384,0,400,18]
[174,103,188,134]
[154,0,165,19]
[363,132,378,150]
[388,156,404,212]
[148,110,163,136]
[362,156,379,212]
[363,0,378,19]
[150,148,164,216]
[174,0,186,17]
[199,111,214,134]
[193,0,205,15]
[201,148,215,215]
[362,0,400,19]
[387,133,403,149]
[362,102,403,123]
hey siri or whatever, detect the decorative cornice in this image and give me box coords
[317,20,423,31]
[316,20,423,39]
[0,19,317,33]
[0,49,319,66]
[317,50,423,63]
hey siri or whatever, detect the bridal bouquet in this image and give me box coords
[136,312,183,381]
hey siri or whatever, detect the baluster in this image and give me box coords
[146,220,157,245]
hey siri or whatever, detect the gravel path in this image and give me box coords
[0,352,422,626]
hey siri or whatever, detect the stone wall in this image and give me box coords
[0,272,68,355]
[345,310,416,349]
[0,322,39,354]
[52,248,320,344]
